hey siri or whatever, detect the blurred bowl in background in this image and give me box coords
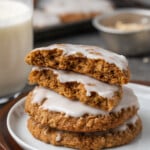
[93,9,150,56]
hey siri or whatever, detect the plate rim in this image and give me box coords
[6,83,150,150]
[7,97,38,150]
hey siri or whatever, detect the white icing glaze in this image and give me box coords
[113,86,139,112]
[114,115,138,132]
[33,44,128,70]
[91,115,139,135]
[33,66,119,98]
[40,0,113,15]
[85,115,139,136]
[32,86,139,117]
[55,133,62,142]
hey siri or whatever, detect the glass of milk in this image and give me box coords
[0,0,33,102]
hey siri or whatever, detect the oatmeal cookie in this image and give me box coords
[28,115,142,150]
[29,67,122,111]
[25,44,130,85]
[25,86,139,132]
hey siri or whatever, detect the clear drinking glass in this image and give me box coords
[0,0,33,103]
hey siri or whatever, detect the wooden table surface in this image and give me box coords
[0,81,149,150]
[0,92,28,150]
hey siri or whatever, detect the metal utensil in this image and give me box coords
[93,9,150,56]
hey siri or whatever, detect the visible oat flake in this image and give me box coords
[56,133,62,142]
[43,127,49,135]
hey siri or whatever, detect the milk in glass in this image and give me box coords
[0,1,33,97]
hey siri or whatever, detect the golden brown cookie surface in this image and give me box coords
[27,115,142,150]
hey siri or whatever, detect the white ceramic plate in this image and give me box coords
[7,83,150,150]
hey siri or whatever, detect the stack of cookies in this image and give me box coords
[25,44,142,150]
